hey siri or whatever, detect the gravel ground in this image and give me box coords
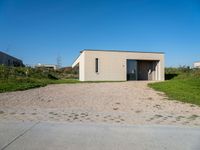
[0,81,200,126]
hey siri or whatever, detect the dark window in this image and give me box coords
[95,58,98,73]
[8,59,10,65]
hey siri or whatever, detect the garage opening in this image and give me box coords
[127,60,159,81]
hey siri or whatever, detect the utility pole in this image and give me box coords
[57,55,62,69]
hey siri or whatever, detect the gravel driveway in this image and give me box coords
[0,81,200,126]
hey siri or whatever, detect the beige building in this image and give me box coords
[194,62,200,68]
[35,63,58,70]
[72,49,165,81]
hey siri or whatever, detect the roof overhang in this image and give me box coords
[72,49,164,68]
[80,49,164,54]
[72,53,81,68]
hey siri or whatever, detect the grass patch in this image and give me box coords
[0,65,125,93]
[0,65,80,93]
[149,77,200,106]
[188,115,199,121]
[0,80,45,93]
[0,78,80,93]
[0,79,124,93]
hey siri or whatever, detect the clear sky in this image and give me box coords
[0,0,200,67]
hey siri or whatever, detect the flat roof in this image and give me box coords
[81,49,164,54]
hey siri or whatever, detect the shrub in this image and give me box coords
[47,73,59,80]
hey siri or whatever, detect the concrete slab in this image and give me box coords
[0,121,36,150]
[1,122,200,150]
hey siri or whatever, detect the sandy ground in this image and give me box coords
[0,81,200,126]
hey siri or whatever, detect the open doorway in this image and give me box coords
[127,60,137,80]
[127,60,158,81]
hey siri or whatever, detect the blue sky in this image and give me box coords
[0,0,200,67]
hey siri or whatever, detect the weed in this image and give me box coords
[188,115,199,121]
[0,110,4,114]
[135,110,141,113]
[113,107,119,110]
[154,114,163,118]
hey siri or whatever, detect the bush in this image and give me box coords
[47,74,59,80]
[165,66,200,80]
[0,65,79,80]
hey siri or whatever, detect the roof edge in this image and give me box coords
[80,49,164,54]
[0,51,23,61]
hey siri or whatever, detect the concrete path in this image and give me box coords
[0,121,200,150]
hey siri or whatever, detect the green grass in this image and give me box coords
[0,65,82,92]
[0,78,125,93]
[149,77,200,106]
[0,78,80,93]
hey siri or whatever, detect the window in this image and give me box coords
[8,59,10,65]
[95,58,98,73]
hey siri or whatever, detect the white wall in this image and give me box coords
[194,62,200,68]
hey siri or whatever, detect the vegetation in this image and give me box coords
[149,66,200,106]
[0,65,123,92]
[2,65,200,107]
[0,65,79,93]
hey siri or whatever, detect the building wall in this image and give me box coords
[0,51,23,67]
[79,51,86,81]
[194,62,200,68]
[35,64,58,70]
[80,50,164,81]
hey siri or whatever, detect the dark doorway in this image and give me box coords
[137,61,154,80]
[127,60,158,81]
[127,60,137,80]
